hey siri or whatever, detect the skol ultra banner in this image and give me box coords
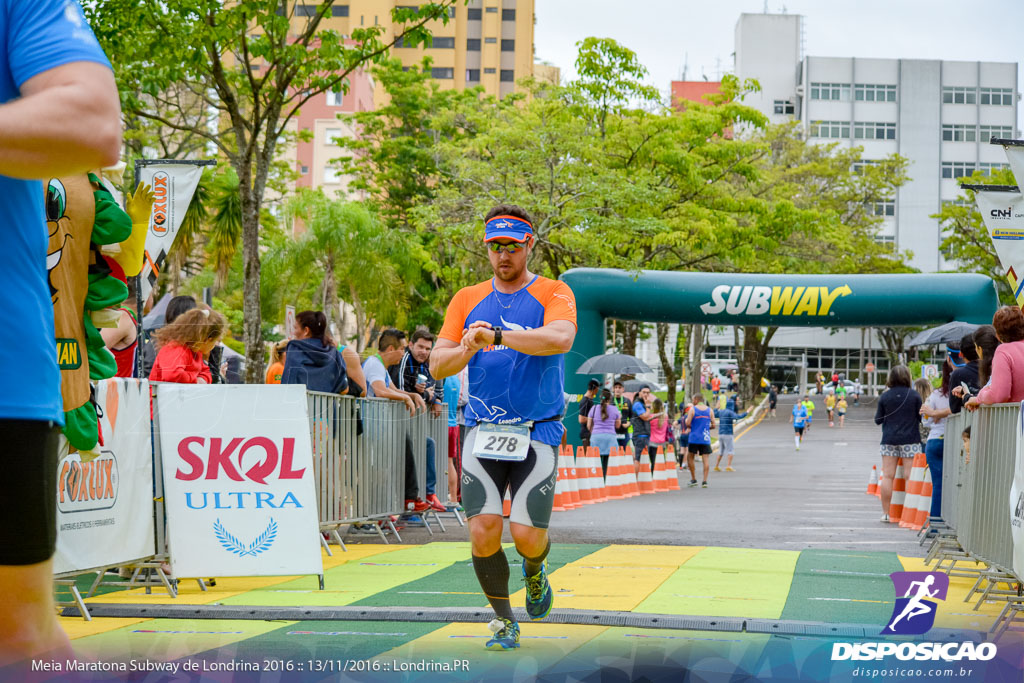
[155,384,323,578]
[54,379,156,573]
[137,162,206,301]
[974,188,1024,306]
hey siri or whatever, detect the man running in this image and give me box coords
[801,395,815,433]
[430,205,577,651]
[884,575,940,633]
[790,400,808,450]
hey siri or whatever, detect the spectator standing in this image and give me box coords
[685,395,716,488]
[587,389,621,478]
[714,398,748,472]
[874,366,923,523]
[948,332,979,414]
[150,309,226,384]
[577,379,599,449]
[101,278,139,378]
[363,328,429,514]
[0,0,121,663]
[389,327,444,512]
[675,404,692,468]
[443,373,462,506]
[265,340,287,384]
[612,381,633,449]
[281,311,361,396]
[142,295,197,377]
[710,374,721,398]
[970,307,1024,408]
[630,386,655,472]
[920,360,951,519]
[648,398,670,469]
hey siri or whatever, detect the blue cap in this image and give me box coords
[485,215,533,242]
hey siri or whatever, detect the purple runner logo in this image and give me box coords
[881,571,949,635]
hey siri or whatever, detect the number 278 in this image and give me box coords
[484,435,518,452]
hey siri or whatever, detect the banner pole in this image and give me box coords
[133,159,146,380]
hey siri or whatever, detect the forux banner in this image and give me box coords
[155,384,322,578]
[54,378,155,574]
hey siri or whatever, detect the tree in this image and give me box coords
[86,0,461,382]
[934,168,1018,305]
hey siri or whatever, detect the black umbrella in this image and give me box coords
[576,353,653,375]
[907,321,980,347]
[622,379,659,393]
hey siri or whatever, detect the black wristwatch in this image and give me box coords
[493,326,503,346]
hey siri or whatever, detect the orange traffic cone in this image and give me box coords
[666,445,680,490]
[588,447,607,502]
[552,450,567,512]
[637,456,655,494]
[557,447,575,510]
[575,446,594,505]
[653,446,669,492]
[623,446,639,497]
[502,487,511,517]
[607,447,624,500]
[900,453,927,529]
[887,463,907,522]
[866,465,879,496]
[566,450,582,509]
[913,468,933,530]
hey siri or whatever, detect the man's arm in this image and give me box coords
[371,380,416,414]
[100,310,134,349]
[430,338,476,380]
[1,62,121,178]
[462,320,575,357]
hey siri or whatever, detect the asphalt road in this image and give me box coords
[358,395,927,557]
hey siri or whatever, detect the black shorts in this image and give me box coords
[795,426,805,435]
[688,442,711,456]
[461,427,558,529]
[0,420,60,565]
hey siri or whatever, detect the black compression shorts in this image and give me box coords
[0,420,60,565]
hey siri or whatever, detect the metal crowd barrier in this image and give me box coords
[307,393,456,547]
[930,404,1022,638]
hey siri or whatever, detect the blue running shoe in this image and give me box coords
[523,562,553,621]
[485,618,520,650]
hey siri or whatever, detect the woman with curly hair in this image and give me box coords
[968,306,1024,409]
[150,308,227,384]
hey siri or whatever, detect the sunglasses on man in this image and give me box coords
[486,239,529,254]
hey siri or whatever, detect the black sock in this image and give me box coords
[521,539,550,578]
[472,549,514,620]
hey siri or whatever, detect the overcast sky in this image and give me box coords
[535,0,1024,126]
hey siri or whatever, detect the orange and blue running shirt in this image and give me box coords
[439,275,577,446]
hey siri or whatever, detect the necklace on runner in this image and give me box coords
[491,282,521,310]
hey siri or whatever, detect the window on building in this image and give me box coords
[468,8,482,19]
[323,167,340,184]
[502,9,515,20]
[810,82,850,101]
[431,36,455,49]
[854,84,896,102]
[466,69,480,82]
[431,67,454,79]
[874,235,896,247]
[942,86,977,104]
[979,125,1013,141]
[773,99,795,114]
[326,90,343,107]
[979,162,1009,176]
[324,127,341,144]
[332,5,349,16]
[809,120,849,138]
[300,165,309,174]
[467,38,480,51]
[484,67,496,74]
[980,87,1013,106]
[294,5,318,17]
[871,200,895,217]
[501,39,514,51]
[500,69,514,82]
[854,121,896,140]
[852,159,881,174]
[448,6,456,17]
[940,123,976,142]
[485,6,498,12]
[484,37,497,43]
[941,161,978,179]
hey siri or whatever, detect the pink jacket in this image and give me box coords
[977,341,1024,405]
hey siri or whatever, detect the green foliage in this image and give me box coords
[934,168,1018,304]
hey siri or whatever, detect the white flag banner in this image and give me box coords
[54,379,155,574]
[156,384,323,578]
[1013,402,1024,579]
[974,188,1024,306]
[137,163,206,300]
[1003,142,1024,189]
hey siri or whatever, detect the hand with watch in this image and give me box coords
[460,320,503,353]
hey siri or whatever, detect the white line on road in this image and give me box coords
[809,569,891,577]
[783,540,920,544]
[794,527,910,530]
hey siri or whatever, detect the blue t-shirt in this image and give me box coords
[443,375,460,428]
[792,405,808,428]
[0,0,110,422]
[438,275,577,446]
[688,405,713,445]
